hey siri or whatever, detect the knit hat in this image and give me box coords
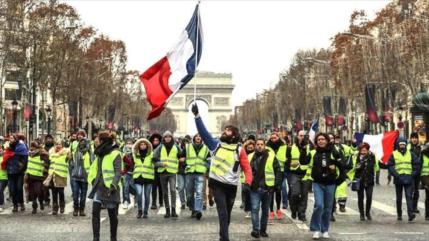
[163,131,173,138]
[397,136,407,146]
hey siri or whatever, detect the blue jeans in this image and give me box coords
[135,183,152,214]
[186,173,204,212]
[250,190,270,232]
[310,183,336,233]
[395,183,414,217]
[177,174,186,206]
[72,180,88,209]
[8,173,24,206]
[122,173,135,203]
[281,174,288,208]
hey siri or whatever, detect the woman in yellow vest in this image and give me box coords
[87,131,122,241]
[26,141,49,214]
[0,147,7,212]
[132,138,154,219]
[153,131,183,218]
[420,142,429,221]
[47,139,69,215]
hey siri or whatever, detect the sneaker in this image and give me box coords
[322,232,330,239]
[260,231,269,238]
[276,209,282,220]
[269,211,275,221]
[408,214,416,222]
[136,210,142,219]
[0,206,3,212]
[312,231,321,239]
[122,201,129,210]
[150,204,157,210]
[245,212,251,219]
[251,231,260,238]
[339,206,346,213]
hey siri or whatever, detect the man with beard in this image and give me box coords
[192,104,252,241]
[182,133,210,220]
[149,133,163,210]
[286,130,311,221]
[266,132,287,220]
[153,131,183,218]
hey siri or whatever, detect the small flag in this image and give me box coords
[354,130,399,165]
[308,118,319,144]
[140,4,203,120]
[365,84,379,123]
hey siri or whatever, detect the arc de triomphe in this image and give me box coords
[168,72,234,137]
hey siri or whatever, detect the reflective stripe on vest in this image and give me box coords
[133,153,154,180]
[211,143,237,177]
[158,145,179,174]
[0,157,7,180]
[267,145,286,172]
[393,150,412,175]
[26,155,44,177]
[87,150,121,188]
[49,153,68,178]
[421,155,429,177]
[303,150,339,181]
[247,151,276,187]
[185,144,208,174]
[290,144,309,171]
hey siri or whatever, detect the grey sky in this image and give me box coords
[65,0,390,107]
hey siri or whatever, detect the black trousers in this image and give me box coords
[395,183,414,217]
[52,187,65,210]
[28,179,44,209]
[412,177,420,211]
[151,172,163,206]
[270,189,281,212]
[425,189,429,218]
[212,184,237,241]
[92,202,118,240]
[357,185,373,215]
[287,174,310,217]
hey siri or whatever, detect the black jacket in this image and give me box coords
[249,150,282,192]
[285,141,308,176]
[309,145,345,185]
[354,153,376,187]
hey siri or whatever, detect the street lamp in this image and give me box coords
[46,105,52,135]
[12,99,18,133]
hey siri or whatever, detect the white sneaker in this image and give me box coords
[0,207,3,212]
[312,231,321,239]
[122,201,129,209]
[245,212,251,218]
[322,232,330,239]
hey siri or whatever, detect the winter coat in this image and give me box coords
[71,141,93,182]
[249,149,282,192]
[354,152,377,187]
[132,138,154,184]
[27,148,49,181]
[5,141,28,175]
[387,148,420,185]
[308,144,345,186]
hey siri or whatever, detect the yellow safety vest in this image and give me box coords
[87,150,122,188]
[422,155,429,177]
[157,145,179,174]
[211,143,238,177]
[0,156,7,180]
[26,155,44,177]
[185,144,209,174]
[289,144,310,171]
[248,151,276,187]
[393,150,412,175]
[267,145,286,172]
[49,152,68,178]
[133,153,154,180]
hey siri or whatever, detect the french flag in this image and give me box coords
[140,4,203,120]
[354,130,399,165]
[308,118,319,144]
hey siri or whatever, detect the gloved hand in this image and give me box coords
[191,103,199,116]
[242,183,251,193]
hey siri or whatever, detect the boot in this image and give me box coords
[171,207,178,218]
[12,205,18,213]
[164,207,170,218]
[52,203,59,215]
[339,205,346,213]
[79,208,86,217]
[32,208,37,214]
[60,202,65,214]
[137,210,143,219]
[20,203,25,212]
[40,202,44,211]
[73,208,79,217]
[360,213,365,221]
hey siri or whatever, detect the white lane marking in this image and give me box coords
[281,209,309,230]
[101,217,106,223]
[394,232,424,235]
[338,233,367,235]
[352,198,397,216]
[0,207,13,215]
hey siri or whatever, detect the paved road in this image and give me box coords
[0,170,428,241]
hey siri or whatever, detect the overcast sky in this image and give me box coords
[64,0,390,107]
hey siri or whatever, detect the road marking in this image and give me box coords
[352,198,397,215]
[280,209,309,230]
[338,233,367,235]
[101,217,106,223]
[394,232,424,235]
[0,207,13,215]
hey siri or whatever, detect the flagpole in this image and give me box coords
[193,0,201,104]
